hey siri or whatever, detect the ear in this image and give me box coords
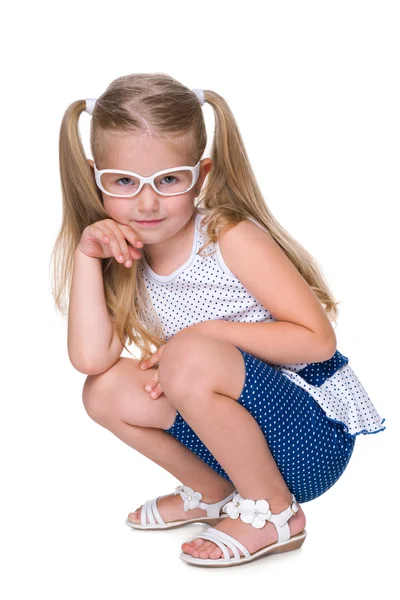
[195,158,213,194]
[87,159,94,170]
[202,157,213,177]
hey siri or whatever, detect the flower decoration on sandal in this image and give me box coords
[174,485,203,511]
[225,492,272,529]
[225,492,243,518]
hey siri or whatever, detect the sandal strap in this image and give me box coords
[198,492,237,517]
[174,485,236,518]
[190,531,232,561]
[141,497,165,526]
[187,527,250,561]
[224,492,299,544]
[268,494,299,543]
[137,486,237,526]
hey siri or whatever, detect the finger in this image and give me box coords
[140,342,166,370]
[103,224,136,267]
[119,224,144,251]
[148,367,159,386]
[147,369,161,399]
[87,224,114,247]
[144,379,156,392]
[87,224,115,258]
[140,349,162,370]
[149,383,163,399]
[100,225,130,265]
[99,221,141,267]
[128,245,142,261]
[145,363,159,386]
[140,358,154,370]
[112,225,135,265]
[113,222,143,265]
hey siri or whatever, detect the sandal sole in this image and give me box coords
[179,529,307,567]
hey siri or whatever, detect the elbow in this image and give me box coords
[319,332,337,361]
[69,361,106,376]
[68,357,102,375]
[68,350,115,375]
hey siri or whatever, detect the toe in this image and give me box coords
[191,539,206,557]
[181,538,203,554]
[209,545,223,559]
[200,542,218,558]
[193,541,214,558]
[127,508,141,523]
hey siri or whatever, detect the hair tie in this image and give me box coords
[85,89,205,116]
[85,98,97,115]
[192,88,205,106]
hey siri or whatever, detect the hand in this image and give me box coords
[77,218,144,267]
[140,344,168,400]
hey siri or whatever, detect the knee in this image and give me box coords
[158,333,205,398]
[82,358,124,424]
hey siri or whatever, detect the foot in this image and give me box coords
[127,484,236,525]
[181,499,306,559]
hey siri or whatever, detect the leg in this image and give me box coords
[82,357,235,523]
[158,333,306,559]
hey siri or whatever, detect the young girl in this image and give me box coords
[52,72,386,568]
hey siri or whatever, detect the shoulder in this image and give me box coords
[217,217,337,344]
[217,216,267,241]
[217,216,294,289]
[218,217,279,259]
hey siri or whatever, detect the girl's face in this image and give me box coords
[88,131,212,244]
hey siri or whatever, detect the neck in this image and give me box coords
[142,210,197,270]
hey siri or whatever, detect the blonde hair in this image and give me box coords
[51,72,341,363]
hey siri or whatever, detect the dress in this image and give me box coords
[139,210,386,502]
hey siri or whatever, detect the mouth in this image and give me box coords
[135,218,165,225]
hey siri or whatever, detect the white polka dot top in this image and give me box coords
[139,211,386,438]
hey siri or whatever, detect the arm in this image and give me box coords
[181,218,337,364]
[186,319,336,364]
[68,248,126,374]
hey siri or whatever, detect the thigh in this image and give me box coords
[82,357,177,430]
[234,349,356,503]
[164,347,356,503]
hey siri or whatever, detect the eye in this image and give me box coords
[160,175,178,185]
[116,177,135,186]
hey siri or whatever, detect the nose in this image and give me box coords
[136,182,161,210]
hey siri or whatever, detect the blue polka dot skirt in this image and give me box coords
[163,347,356,504]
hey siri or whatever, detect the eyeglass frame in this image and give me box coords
[93,160,201,198]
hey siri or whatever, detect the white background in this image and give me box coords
[2,0,399,598]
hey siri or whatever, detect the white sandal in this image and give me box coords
[180,491,307,566]
[125,485,237,530]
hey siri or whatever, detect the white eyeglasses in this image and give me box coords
[94,160,201,198]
